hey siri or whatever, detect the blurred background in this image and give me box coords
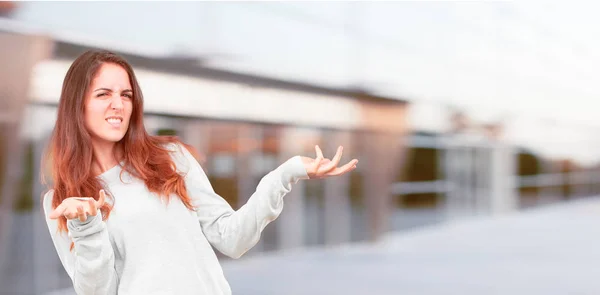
[2,1,600,294]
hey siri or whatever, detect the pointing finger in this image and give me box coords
[49,204,66,219]
[97,189,106,207]
[327,159,358,176]
[77,205,86,222]
[313,156,323,172]
[88,197,97,215]
[64,209,77,220]
[315,145,324,160]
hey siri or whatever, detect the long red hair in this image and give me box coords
[43,50,196,234]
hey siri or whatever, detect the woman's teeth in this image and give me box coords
[107,118,121,126]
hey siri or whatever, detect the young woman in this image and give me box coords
[42,50,358,295]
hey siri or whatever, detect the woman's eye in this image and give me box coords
[123,93,133,99]
[96,93,108,98]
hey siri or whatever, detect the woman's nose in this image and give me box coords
[110,94,124,110]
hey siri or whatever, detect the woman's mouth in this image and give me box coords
[106,116,123,128]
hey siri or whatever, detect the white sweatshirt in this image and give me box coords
[43,143,309,295]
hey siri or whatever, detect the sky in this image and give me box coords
[5,1,600,163]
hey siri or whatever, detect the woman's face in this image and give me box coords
[84,63,133,148]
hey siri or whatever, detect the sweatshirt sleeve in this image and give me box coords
[43,190,119,295]
[171,143,309,259]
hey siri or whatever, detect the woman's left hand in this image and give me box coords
[301,145,358,179]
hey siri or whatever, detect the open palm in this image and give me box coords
[49,189,106,222]
[301,145,358,179]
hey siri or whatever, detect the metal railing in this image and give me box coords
[393,172,600,195]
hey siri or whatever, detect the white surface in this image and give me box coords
[221,197,600,295]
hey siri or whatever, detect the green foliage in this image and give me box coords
[14,142,34,212]
[208,176,238,208]
[398,147,440,208]
[518,151,540,176]
[402,148,439,182]
[156,128,178,136]
[517,150,540,196]
[348,170,364,208]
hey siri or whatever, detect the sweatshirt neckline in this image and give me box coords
[97,161,124,182]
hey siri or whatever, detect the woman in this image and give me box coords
[42,50,358,295]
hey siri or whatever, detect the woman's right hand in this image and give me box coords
[49,189,106,222]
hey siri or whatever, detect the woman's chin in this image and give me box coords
[93,133,126,145]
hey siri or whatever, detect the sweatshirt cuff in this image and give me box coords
[67,210,103,238]
[276,156,309,185]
